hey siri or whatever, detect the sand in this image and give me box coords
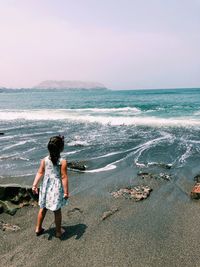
[1,169,200,267]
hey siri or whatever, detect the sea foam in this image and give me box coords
[0,108,200,128]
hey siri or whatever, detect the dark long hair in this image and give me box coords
[47,136,64,165]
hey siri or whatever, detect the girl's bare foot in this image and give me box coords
[55,227,65,238]
[35,228,45,236]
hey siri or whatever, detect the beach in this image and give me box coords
[1,168,200,267]
[1,88,200,266]
[1,0,200,264]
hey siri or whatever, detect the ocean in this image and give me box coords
[1,88,200,190]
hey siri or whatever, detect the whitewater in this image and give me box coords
[0,88,200,184]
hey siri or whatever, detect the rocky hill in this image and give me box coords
[33,80,107,90]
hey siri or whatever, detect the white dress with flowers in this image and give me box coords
[39,156,68,211]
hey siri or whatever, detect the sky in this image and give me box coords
[0,0,200,90]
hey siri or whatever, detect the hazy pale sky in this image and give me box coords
[0,0,200,89]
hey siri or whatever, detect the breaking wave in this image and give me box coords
[0,108,200,127]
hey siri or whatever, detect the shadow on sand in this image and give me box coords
[44,223,87,241]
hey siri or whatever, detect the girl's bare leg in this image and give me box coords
[36,208,47,232]
[54,208,63,237]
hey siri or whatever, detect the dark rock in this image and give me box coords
[0,132,4,135]
[111,185,152,201]
[0,185,38,201]
[0,200,18,215]
[137,171,171,181]
[0,185,38,215]
[159,173,171,181]
[152,163,172,169]
[68,161,86,171]
[194,174,200,183]
[136,162,172,169]
[163,164,172,170]
[137,172,154,179]
[0,204,3,214]
[0,186,6,199]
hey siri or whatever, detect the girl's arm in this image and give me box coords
[61,159,69,199]
[32,159,45,194]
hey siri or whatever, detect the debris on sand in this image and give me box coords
[101,207,119,220]
[0,221,20,232]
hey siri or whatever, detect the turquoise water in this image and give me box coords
[0,88,200,181]
[1,88,200,120]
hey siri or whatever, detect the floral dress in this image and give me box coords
[39,156,68,211]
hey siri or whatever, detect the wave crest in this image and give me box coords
[0,108,200,127]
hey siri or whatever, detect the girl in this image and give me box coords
[32,135,69,238]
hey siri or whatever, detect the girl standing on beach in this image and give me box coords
[32,135,69,238]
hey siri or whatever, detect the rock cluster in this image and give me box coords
[137,171,171,181]
[151,163,172,169]
[0,185,38,215]
[191,183,200,199]
[111,185,152,201]
[189,174,200,199]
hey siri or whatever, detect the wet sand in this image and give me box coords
[1,168,200,267]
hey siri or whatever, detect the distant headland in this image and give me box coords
[33,80,107,90]
[0,80,108,91]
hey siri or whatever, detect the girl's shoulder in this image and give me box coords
[43,155,49,161]
[42,156,51,165]
[42,156,66,166]
[59,157,67,164]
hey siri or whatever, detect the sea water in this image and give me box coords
[0,88,200,184]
